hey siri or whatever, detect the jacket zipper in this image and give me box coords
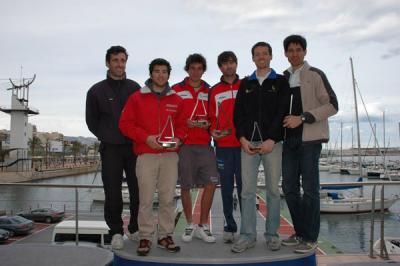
[157,95,161,136]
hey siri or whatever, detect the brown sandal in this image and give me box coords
[137,239,152,256]
[157,236,181,253]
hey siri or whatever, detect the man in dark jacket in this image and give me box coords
[85,46,140,250]
[232,42,290,253]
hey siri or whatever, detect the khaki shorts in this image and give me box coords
[178,145,219,189]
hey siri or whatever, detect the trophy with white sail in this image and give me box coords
[213,102,232,138]
[249,121,263,152]
[157,115,177,148]
[189,98,209,127]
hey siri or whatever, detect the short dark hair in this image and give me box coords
[184,53,207,72]
[251,42,272,56]
[283,35,307,52]
[149,58,172,76]
[106,46,128,63]
[217,51,238,67]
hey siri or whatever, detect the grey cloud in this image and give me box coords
[381,47,400,59]
[188,0,400,45]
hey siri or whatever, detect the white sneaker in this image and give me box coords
[231,237,256,253]
[125,231,139,242]
[182,223,196,242]
[223,231,234,243]
[111,234,124,250]
[195,224,216,243]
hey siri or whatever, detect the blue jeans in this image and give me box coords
[216,147,242,233]
[282,141,321,242]
[239,142,282,241]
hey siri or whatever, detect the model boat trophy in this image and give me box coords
[249,121,263,153]
[189,98,210,127]
[213,102,232,138]
[157,115,177,148]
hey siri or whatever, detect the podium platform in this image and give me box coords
[114,188,317,265]
[113,234,316,266]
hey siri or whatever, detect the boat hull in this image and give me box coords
[320,197,399,213]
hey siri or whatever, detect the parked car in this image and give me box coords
[17,208,65,223]
[0,216,34,235]
[0,228,10,243]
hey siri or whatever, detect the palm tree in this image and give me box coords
[71,141,82,164]
[0,132,6,163]
[28,135,42,169]
[90,141,100,161]
[28,136,42,157]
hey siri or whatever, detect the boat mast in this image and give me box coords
[383,111,386,171]
[351,126,354,164]
[350,57,362,178]
[340,121,343,167]
[373,123,377,167]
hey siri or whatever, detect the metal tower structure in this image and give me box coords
[0,74,39,171]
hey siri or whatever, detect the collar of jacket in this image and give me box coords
[219,74,240,85]
[106,70,126,87]
[286,61,311,74]
[178,77,210,89]
[140,78,175,96]
[248,68,277,81]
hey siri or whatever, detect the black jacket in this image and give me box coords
[233,69,290,143]
[85,73,140,144]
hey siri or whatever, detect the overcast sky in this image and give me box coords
[1,0,399,148]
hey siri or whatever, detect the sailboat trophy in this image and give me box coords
[189,98,209,127]
[157,115,177,148]
[249,121,263,152]
[213,102,232,138]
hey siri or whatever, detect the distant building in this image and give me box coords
[36,131,64,144]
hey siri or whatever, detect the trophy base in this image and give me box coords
[213,129,232,138]
[159,141,177,148]
[192,120,209,127]
[157,137,177,149]
[249,147,261,152]
[249,141,262,152]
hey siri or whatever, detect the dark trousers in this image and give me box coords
[216,147,242,233]
[282,141,321,242]
[100,143,139,236]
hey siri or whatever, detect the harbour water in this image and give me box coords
[317,170,400,254]
[0,164,399,254]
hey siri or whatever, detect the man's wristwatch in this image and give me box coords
[300,114,306,123]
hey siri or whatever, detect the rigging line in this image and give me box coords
[354,79,384,156]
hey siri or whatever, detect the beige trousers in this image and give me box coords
[136,152,179,240]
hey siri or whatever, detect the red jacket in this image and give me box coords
[172,78,211,145]
[209,76,241,147]
[119,84,186,155]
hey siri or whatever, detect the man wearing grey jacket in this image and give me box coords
[281,35,338,253]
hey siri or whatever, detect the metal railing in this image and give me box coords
[0,181,400,258]
[0,183,104,246]
[317,181,400,259]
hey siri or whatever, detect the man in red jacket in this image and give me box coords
[209,51,242,243]
[119,58,186,256]
[172,54,218,243]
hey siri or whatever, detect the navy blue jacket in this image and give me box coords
[233,69,290,143]
[86,74,140,144]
